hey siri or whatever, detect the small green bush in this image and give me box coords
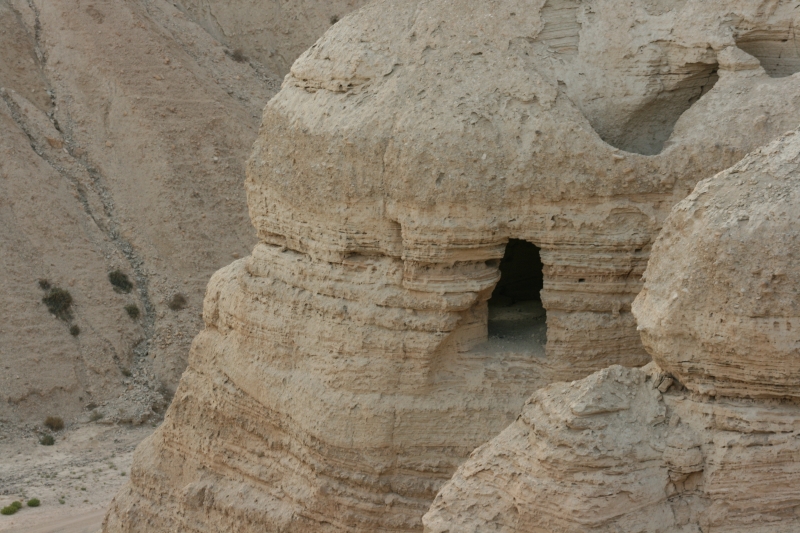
[0,501,23,514]
[167,293,187,311]
[38,279,51,290]
[26,498,40,507]
[42,288,73,320]
[89,410,103,422]
[108,270,133,293]
[44,416,64,431]
[124,305,140,319]
[70,324,80,336]
[330,14,339,24]
[39,435,55,446]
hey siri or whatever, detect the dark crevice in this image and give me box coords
[490,239,544,305]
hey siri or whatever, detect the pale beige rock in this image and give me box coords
[634,130,800,399]
[423,130,800,532]
[249,0,800,379]
[105,0,800,532]
[424,363,800,533]
[173,0,373,76]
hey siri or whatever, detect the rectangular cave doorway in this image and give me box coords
[487,239,547,352]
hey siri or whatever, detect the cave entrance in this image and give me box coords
[487,239,547,350]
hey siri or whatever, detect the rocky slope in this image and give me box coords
[0,0,367,429]
[423,128,800,532]
[103,0,800,532]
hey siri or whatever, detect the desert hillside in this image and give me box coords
[0,0,367,429]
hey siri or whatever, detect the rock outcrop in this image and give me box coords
[105,1,800,531]
[423,128,800,533]
[248,0,800,379]
[634,135,800,400]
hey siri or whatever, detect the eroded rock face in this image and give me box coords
[105,1,800,531]
[423,129,800,532]
[633,132,800,399]
[0,0,369,428]
[173,0,372,75]
[424,363,800,533]
[249,0,800,378]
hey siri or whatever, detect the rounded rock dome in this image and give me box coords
[633,130,800,399]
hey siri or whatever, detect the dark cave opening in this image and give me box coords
[487,239,547,346]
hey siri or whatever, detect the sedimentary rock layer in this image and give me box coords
[106,1,800,531]
[424,363,800,533]
[104,252,548,532]
[248,0,800,375]
[634,130,800,399]
[424,129,800,532]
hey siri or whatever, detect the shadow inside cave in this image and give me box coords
[482,239,547,355]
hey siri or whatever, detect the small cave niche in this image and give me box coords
[609,62,719,155]
[737,33,800,78]
[487,239,547,350]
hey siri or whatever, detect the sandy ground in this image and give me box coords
[0,423,154,533]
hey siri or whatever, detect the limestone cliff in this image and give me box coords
[248,0,800,378]
[423,128,800,532]
[104,0,800,531]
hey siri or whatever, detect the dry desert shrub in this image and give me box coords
[167,293,187,310]
[44,416,64,431]
[227,48,247,62]
[42,288,73,320]
[0,501,22,515]
[108,270,133,293]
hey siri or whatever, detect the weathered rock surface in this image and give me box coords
[105,1,800,532]
[423,129,800,532]
[249,0,800,378]
[173,0,372,76]
[0,0,363,427]
[425,363,800,533]
[634,131,800,399]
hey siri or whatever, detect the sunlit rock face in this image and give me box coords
[424,129,800,533]
[104,0,800,531]
[634,132,800,400]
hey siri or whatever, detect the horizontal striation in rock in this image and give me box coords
[424,365,800,533]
